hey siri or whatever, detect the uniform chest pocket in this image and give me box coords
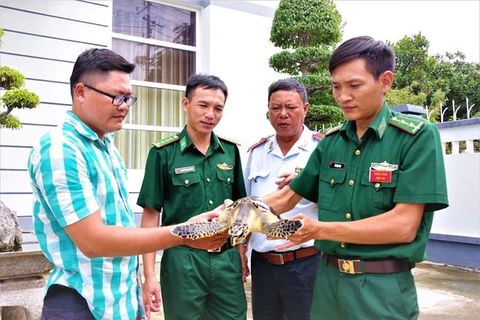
[319,168,346,212]
[247,171,270,197]
[248,171,270,182]
[172,173,203,209]
[216,169,234,199]
[360,171,399,216]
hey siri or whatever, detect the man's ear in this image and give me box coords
[181,97,189,112]
[74,83,86,103]
[380,71,394,93]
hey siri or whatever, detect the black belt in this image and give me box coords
[326,255,415,274]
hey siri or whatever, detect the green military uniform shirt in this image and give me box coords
[290,103,449,262]
[137,126,246,225]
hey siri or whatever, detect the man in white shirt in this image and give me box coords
[244,79,322,320]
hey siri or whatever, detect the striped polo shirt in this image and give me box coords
[28,110,144,319]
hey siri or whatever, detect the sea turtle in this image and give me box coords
[170,197,303,246]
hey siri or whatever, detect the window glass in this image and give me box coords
[113,0,196,46]
[113,39,195,86]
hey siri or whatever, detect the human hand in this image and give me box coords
[272,214,319,250]
[236,243,250,282]
[142,275,161,319]
[275,172,297,190]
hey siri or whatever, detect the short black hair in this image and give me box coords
[70,48,135,97]
[329,36,395,79]
[185,74,228,102]
[268,78,308,104]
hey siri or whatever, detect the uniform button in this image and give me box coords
[375,182,381,188]
[206,178,211,183]
[209,200,213,205]
[349,180,354,186]
[227,177,231,183]
[185,180,189,185]
[330,179,335,185]
[340,242,347,248]
[345,213,351,219]
[355,149,361,156]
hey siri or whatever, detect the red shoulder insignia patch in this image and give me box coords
[247,137,270,152]
[312,132,324,140]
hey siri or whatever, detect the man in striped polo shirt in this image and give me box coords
[28,48,228,320]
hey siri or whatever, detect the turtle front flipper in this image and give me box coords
[171,221,229,240]
[263,219,303,239]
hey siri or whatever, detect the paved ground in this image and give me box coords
[150,262,480,320]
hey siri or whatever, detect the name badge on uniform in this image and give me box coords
[369,161,398,183]
[217,163,233,170]
[329,161,345,169]
[175,166,195,174]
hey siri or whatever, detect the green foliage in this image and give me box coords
[0,28,4,46]
[2,89,40,109]
[0,66,25,89]
[305,104,344,130]
[388,32,480,121]
[0,113,22,129]
[271,0,342,49]
[0,27,40,130]
[269,0,344,129]
[269,46,332,75]
[386,88,427,107]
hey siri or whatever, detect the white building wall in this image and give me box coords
[0,0,113,224]
[199,1,283,159]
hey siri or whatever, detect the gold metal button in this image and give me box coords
[206,178,211,183]
[345,213,351,219]
[209,200,213,205]
[340,242,347,248]
[227,177,231,182]
[375,182,381,188]
[185,180,189,185]
[349,180,354,186]
[355,150,361,156]
[330,179,335,185]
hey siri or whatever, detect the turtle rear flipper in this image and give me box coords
[263,219,303,239]
[171,221,229,240]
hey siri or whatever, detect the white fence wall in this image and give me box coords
[432,119,480,238]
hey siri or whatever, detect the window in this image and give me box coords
[112,0,197,169]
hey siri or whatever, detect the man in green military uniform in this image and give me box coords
[261,36,449,319]
[138,74,247,320]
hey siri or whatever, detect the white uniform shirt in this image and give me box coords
[244,126,320,253]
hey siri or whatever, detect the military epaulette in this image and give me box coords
[247,136,272,152]
[389,115,425,135]
[218,135,241,146]
[312,132,324,140]
[325,125,342,136]
[152,135,180,148]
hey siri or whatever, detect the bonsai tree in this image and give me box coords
[269,0,345,130]
[0,28,40,129]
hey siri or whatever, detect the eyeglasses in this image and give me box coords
[83,83,137,107]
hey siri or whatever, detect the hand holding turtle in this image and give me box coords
[273,213,318,251]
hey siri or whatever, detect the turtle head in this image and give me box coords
[229,221,249,246]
